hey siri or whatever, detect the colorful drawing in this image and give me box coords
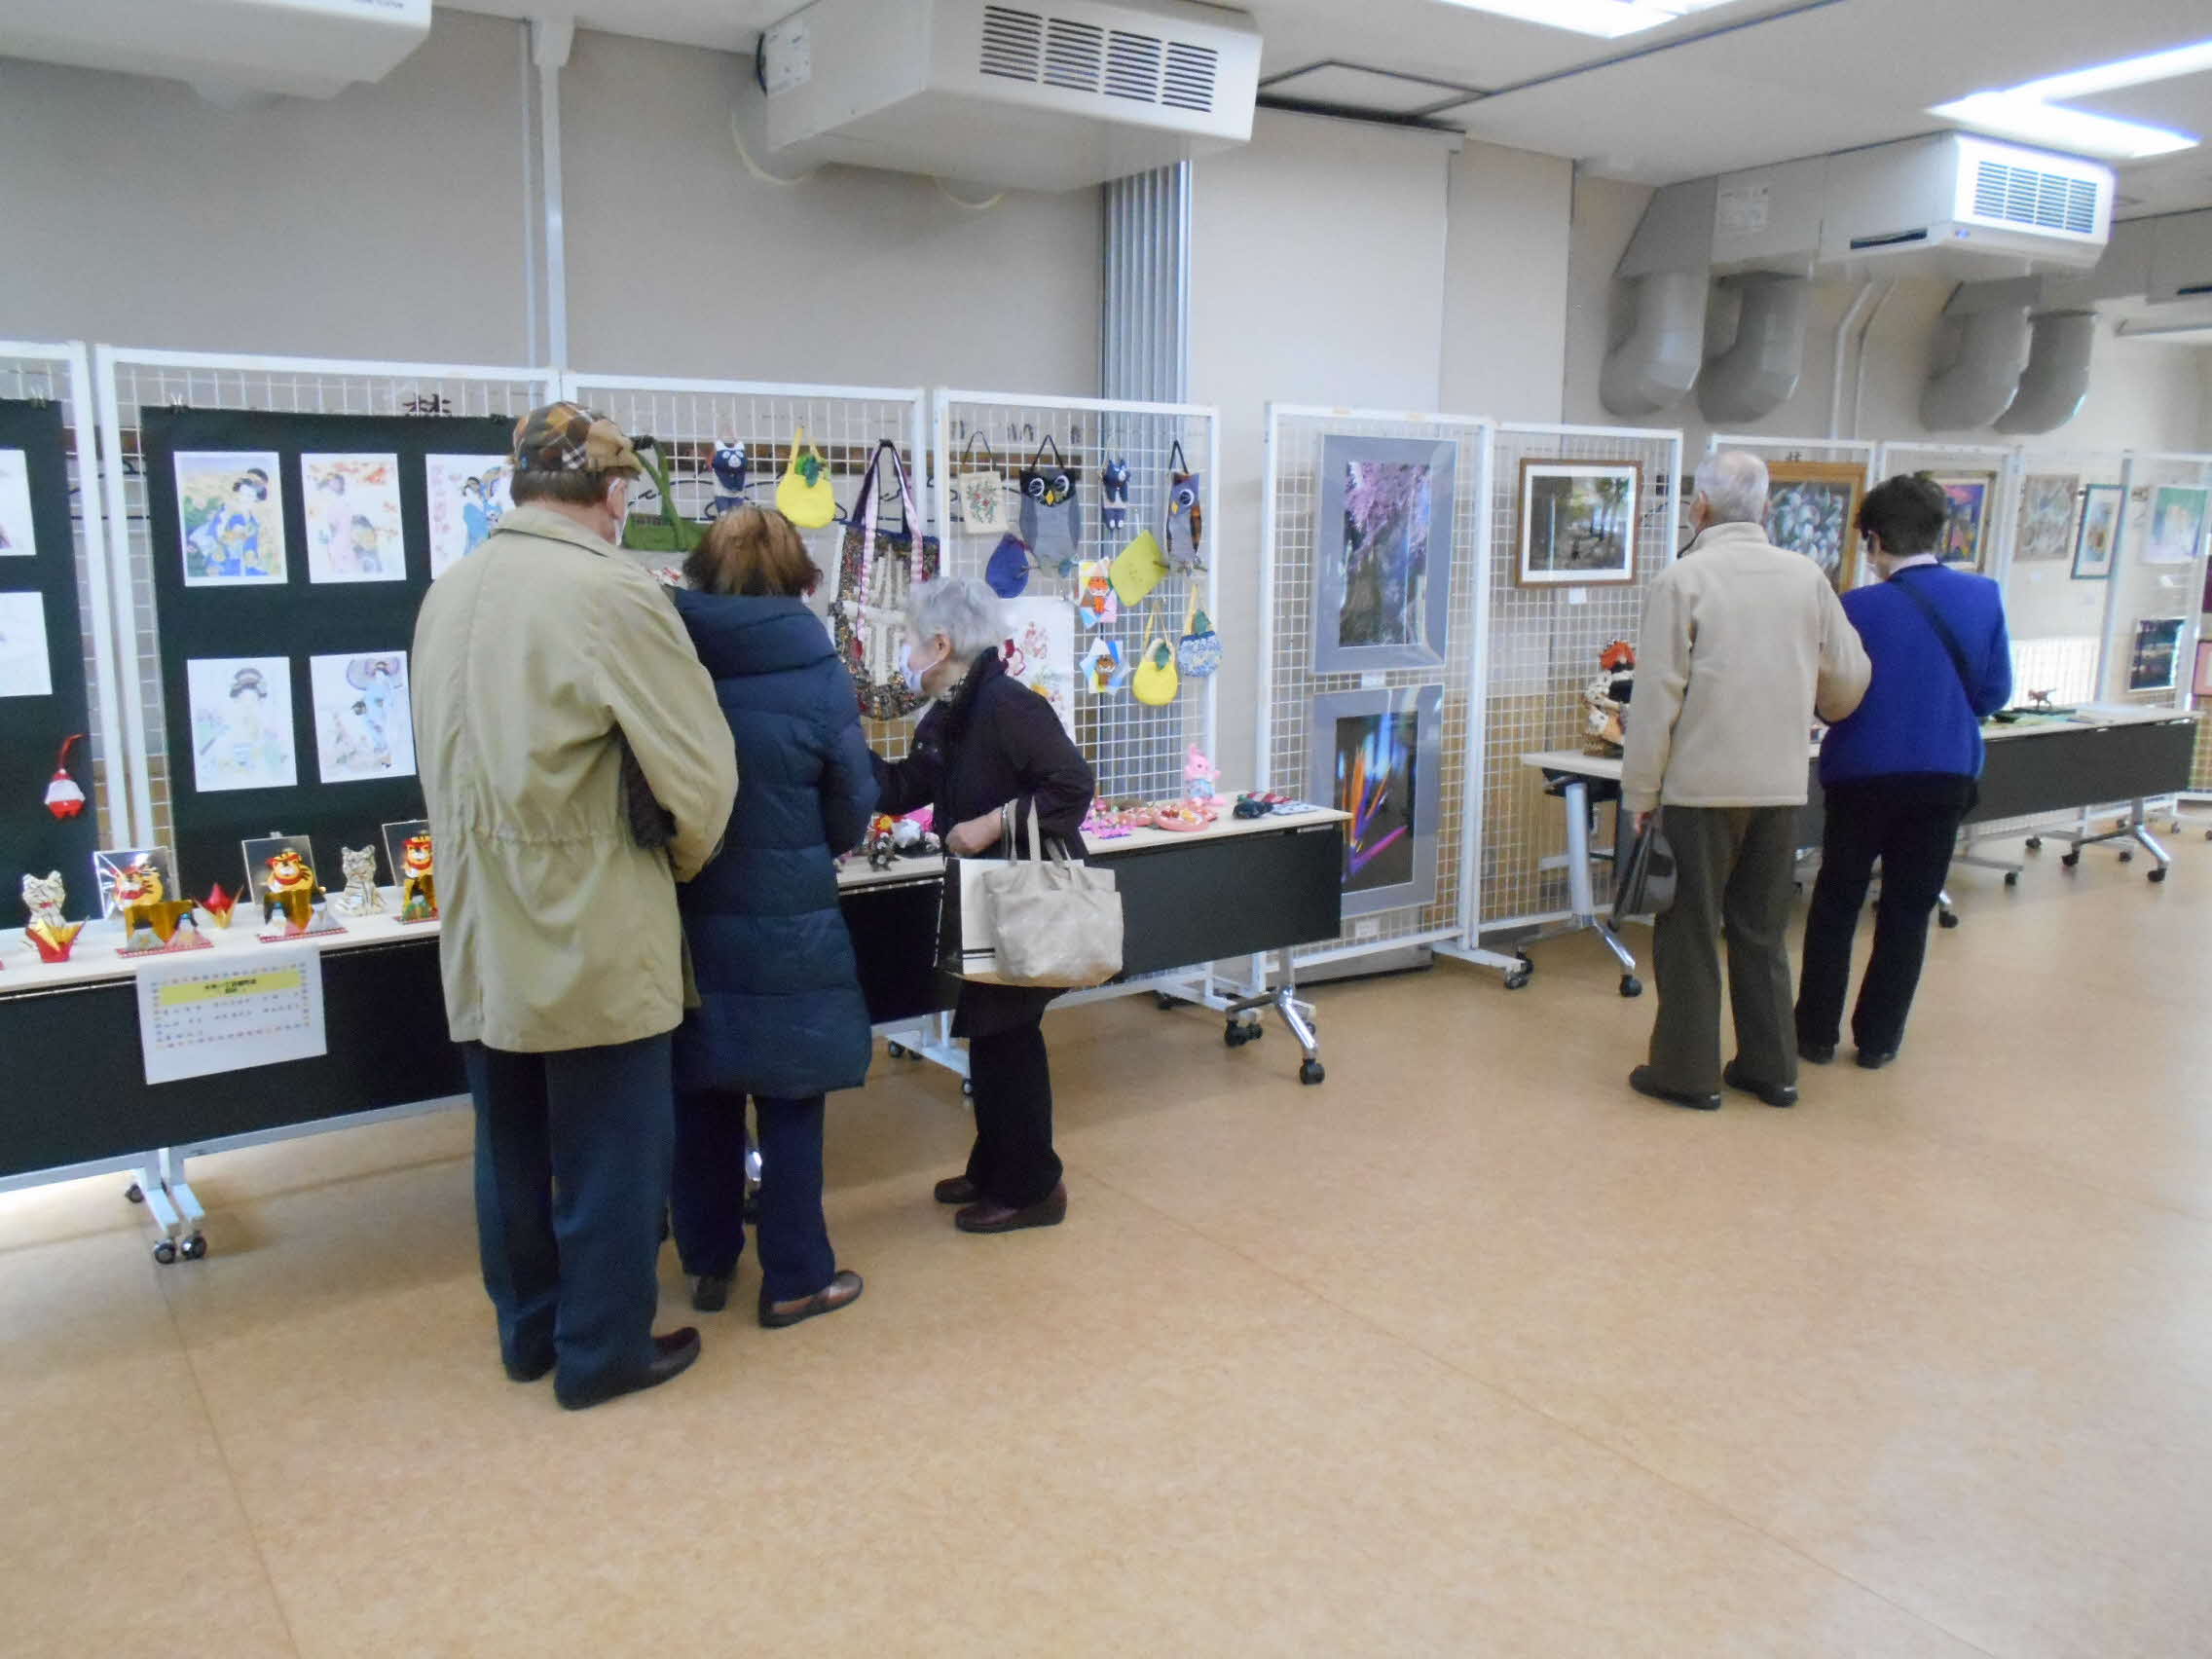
[426,453,513,578]
[1932,472,1996,570]
[0,448,35,558]
[998,597,1076,738]
[187,656,296,792]
[2074,484,2122,579]
[1763,461,1865,591]
[2013,473,2080,565]
[1518,461,1639,586]
[1308,683,1443,919]
[176,451,286,586]
[311,650,415,784]
[2144,484,2210,567]
[2127,616,2186,693]
[0,590,53,698]
[1315,435,1456,672]
[303,453,406,583]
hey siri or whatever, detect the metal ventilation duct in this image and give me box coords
[1919,300,2032,431]
[1993,311,2096,435]
[1601,270,1708,420]
[1698,273,1808,424]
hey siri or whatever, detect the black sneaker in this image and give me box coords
[1722,1060,1798,1108]
[1797,1040,1836,1066]
[1629,1066,1720,1111]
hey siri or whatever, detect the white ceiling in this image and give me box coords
[446,0,2212,214]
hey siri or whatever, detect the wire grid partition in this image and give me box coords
[1477,423,1685,937]
[93,349,560,848]
[932,390,1219,804]
[564,373,929,758]
[2000,441,2124,709]
[2103,450,2212,711]
[1257,406,1503,970]
[0,341,127,841]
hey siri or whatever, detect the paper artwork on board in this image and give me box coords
[1763,462,1864,592]
[2127,617,2185,693]
[188,655,297,793]
[2073,485,2121,579]
[303,453,406,583]
[0,448,36,558]
[0,590,54,697]
[1932,474,1995,570]
[1517,461,1640,586]
[998,597,1077,738]
[426,454,512,578]
[2143,485,2210,567]
[2013,474,2080,564]
[177,451,287,586]
[1313,435,1456,673]
[311,650,415,784]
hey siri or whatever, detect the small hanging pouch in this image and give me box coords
[955,432,1005,536]
[1109,528,1168,608]
[1017,435,1082,575]
[1163,439,1204,569]
[1101,458,1130,534]
[984,532,1033,599]
[776,424,838,529]
[1175,586,1222,679]
[1129,608,1181,707]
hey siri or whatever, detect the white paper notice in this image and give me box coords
[135,943,328,1085]
[0,590,54,697]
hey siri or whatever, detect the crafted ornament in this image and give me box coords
[20,871,86,964]
[115,861,209,956]
[44,734,86,821]
[202,884,239,928]
[1580,640,1637,756]
[258,848,344,940]
[397,833,438,923]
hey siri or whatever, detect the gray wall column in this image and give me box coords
[1102,164,1193,404]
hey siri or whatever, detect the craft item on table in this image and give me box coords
[1109,528,1168,607]
[984,532,1033,598]
[1152,802,1213,833]
[955,433,1006,535]
[1271,798,1322,815]
[20,871,85,963]
[1080,797,1133,840]
[1018,436,1081,575]
[1175,588,1221,678]
[1183,745,1219,801]
[1233,797,1270,820]
[1163,440,1204,569]
[302,453,406,583]
[202,884,238,928]
[258,847,344,940]
[425,454,512,579]
[1081,635,1124,696]
[312,651,415,785]
[1076,560,1118,628]
[864,809,942,868]
[0,448,35,558]
[43,733,85,820]
[334,845,386,916]
[397,833,437,922]
[176,451,286,587]
[833,440,941,719]
[1129,608,1181,707]
[775,425,838,529]
[702,440,750,521]
[1580,640,1636,756]
[115,860,208,956]
[1516,458,1638,588]
[1101,458,1130,534]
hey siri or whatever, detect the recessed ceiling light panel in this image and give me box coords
[1430,0,1737,41]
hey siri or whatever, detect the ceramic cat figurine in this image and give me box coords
[337,845,384,915]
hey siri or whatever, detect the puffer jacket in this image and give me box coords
[671,588,877,1098]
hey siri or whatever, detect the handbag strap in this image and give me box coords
[1181,582,1199,636]
[959,430,997,472]
[1028,434,1064,475]
[1887,567,1977,711]
[1168,439,1191,478]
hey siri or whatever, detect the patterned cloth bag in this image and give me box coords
[833,440,940,719]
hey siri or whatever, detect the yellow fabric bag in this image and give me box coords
[1129,608,1181,707]
[775,426,837,529]
[1109,528,1168,608]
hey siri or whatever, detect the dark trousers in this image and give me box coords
[462,1033,673,1397]
[669,1089,835,1304]
[1648,805,1800,1095]
[1795,775,1974,1057]
[967,1019,1062,1207]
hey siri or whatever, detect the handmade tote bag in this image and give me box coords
[832,440,941,719]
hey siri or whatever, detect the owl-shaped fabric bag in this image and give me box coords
[1163,439,1204,569]
[1017,435,1082,575]
[955,431,1005,535]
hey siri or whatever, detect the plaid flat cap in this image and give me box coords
[511,402,645,474]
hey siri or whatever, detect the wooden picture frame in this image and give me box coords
[1931,471,1999,571]
[1516,460,1641,587]
[1763,460,1867,593]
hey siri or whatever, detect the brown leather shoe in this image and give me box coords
[955,1183,1067,1234]
[934,1175,979,1205]
[554,1328,701,1411]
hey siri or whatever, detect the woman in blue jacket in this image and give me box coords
[668,506,874,1326]
[1796,474,2012,1071]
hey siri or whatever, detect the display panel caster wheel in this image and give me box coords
[1937,910,1960,929]
[1224,1021,1261,1048]
[1502,953,1534,992]
[1153,991,1187,1011]
[180,1234,207,1261]
[125,1182,144,1204]
[2004,871,2019,887]
[2061,852,2081,868]
[1299,1060,1325,1086]
[153,1239,178,1266]
[886,1041,906,1058]
[2149,866,2168,883]
[1618,975,1642,998]
[2118,850,2133,864]
[2025,836,2042,851]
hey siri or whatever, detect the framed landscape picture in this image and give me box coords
[2143,484,2210,567]
[2127,616,2185,694]
[1307,682,1443,919]
[1932,471,1997,570]
[2073,484,2122,579]
[1517,461,1640,587]
[2013,473,2081,565]
[1313,434,1456,673]
[1763,461,1865,592]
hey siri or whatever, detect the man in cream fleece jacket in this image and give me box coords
[1621,451,1870,1112]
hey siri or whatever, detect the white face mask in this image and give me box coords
[903,638,945,696]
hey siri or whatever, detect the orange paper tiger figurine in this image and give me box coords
[399,833,437,921]
[117,861,200,948]
[262,848,322,933]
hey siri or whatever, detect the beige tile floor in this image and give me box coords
[7,830,2212,1656]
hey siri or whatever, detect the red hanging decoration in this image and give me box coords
[44,734,86,821]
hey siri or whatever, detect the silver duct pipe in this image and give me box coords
[1600,269,1708,419]
[1698,273,1808,424]
[1101,165,1192,404]
[1993,310,2097,435]
[1918,301,2031,431]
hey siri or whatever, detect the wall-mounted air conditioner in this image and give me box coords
[0,0,430,100]
[759,0,1260,191]
[1820,133,2114,276]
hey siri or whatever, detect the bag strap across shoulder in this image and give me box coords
[1887,567,1977,710]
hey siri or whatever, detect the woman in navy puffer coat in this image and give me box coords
[667,506,874,1328]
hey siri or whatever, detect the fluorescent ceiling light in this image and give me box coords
[1432,0,1737,41]
[1931,38,2210,162]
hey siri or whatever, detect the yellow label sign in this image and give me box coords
[156,966,306,1009]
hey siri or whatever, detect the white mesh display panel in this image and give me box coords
[1996,442,2121,708]
[2104,451,2212,708]
[0,342,124,841]
[94,349,559,847]
[1259,407,1493,963]
[1478,424,1684,935]
[933,391,1218,804]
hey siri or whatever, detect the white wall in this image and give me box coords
[1442,141,1574,423]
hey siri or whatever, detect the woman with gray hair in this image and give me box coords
[871,576,1097,1233]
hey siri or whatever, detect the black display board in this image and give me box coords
[0,398,99,914]
[139,409,512,895]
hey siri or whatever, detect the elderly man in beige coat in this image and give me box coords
[414,403,737,1410]
[1621,450,1869,1113]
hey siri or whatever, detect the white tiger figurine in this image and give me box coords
[335,845,385,916]
[21,870,67,932]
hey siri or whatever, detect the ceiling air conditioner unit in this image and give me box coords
[759,0,1260,192]
[0,0,429,100]
[1820,133,2114,276]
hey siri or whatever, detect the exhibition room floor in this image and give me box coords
[6,839,2212,1658]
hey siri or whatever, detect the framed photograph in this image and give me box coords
[2143,484,2210,567]
[2194,641,2212,700]
[175,450,287,586]
[1313,434,1455,672]
[2073,484,2122,579]
[1307,683,1443,919]
[2014,473,2081,564]
[1763,461,1865,592]
[1517,461,1639,587]
[425,453,512,579]
[302,453,407,583]
[0,447,35,557]
[0,589,53,698]
[2127,616,2186,694]
[240,832,317,913]
[92,845,170,919]
[1932,472,1997,570]
[187,655,297,793]
[310,650,415,784]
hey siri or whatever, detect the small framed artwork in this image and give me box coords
[1518,461,1640,586]
[2127,617,2186,694]
[175,450,287,586]
[2013,473,2081,565]
[1763,461,1865,592]
[0,589,54,698]
[1307,683,1443,919]
[2143,484,2210,567]
[1932,472,1997,570]
[2073,484,2122,579]
[92,845,170,919]
[2193,641,2212,700]
[0,447,35,557]
[1313,434,1456,672]
[187,655,297,793]
[302,453,407,583]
